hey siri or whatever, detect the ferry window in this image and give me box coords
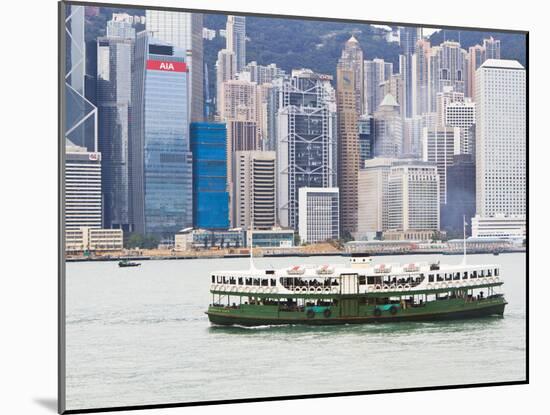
[487,269,493,277]
[359,275,366,285]
[472,271,477,278]
[480,270,485,277]
[428,274,434,282]
[495,268,499,276]
[222,277,227,283]
[238,277,243,285]
[254,279,260,286]
[211,276,215,283]
[270,279,276,287]
[437,274,443,282]
[445,273,452,281]
[367,277,375,285]
[463,272,468,280]
[454,272,460,280]
[217,276,221,283]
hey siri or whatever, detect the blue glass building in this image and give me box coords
[190,123,229,229]
[130,32,193,236]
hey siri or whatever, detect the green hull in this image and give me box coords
[207,297,506,327]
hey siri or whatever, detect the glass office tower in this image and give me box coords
[131,32,193,236]
[190,122,229,230]
[96,20,135,232]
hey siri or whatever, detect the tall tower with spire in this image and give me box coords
[338,35,365,114]
[337,65,360,236]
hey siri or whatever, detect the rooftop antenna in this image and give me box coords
[462,215,467,265]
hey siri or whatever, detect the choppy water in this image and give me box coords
[65,253,526,411]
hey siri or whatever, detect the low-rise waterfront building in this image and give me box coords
[174,228,246,251]
[471,215,526,240]
[246,228,294,248]
[65,227,123,253]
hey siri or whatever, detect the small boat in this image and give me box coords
[118,259,141,267]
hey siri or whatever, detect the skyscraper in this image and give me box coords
[441,154,475,235]
[237,61,285,85]
[298,187,340,243]
[218,79,258,121]
[276,69,337,230]
[145,10,204,122]
[483,37,501,60]
[96,19,134,231]
[380,73,405,117]
[475,59,526,217]
[358,114,374,167]
[445,99,476,155]
[422,126,460,205]
[232,151,276,230]
[398,26,421,117]
[226,15,246,72]
[357,158,394,239]
[338,36,365,114]
[373,94,403,158]
[65,140,102,230]
[387,160,440,234]
[364,58,393,114]
[411,38,432,116]
[190,122,229,230]
[467,44,485,98]
[215,49,236,114]
[226,119,260,226]
[130,33,193,236]
[337,66,360,235]
[64,4,98,152]
[468,37,501,99]
[429,41,469,112]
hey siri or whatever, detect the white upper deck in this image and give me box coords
[209,256,502,295]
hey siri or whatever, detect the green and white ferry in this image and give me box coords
[206,254,507,326]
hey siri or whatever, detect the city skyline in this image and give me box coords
[64,4,527,250]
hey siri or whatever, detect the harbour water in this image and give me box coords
[65,253,526,411]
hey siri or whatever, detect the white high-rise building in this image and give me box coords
[226,15,246,72]
[475,59,526,217]
[364,58,393,114]
[357,158,395,238]
[387,160,440,232]
[232,151,276,230]
[298,187,340,243]
[445,100,476,155]
[215,49,236,113]
[65,140,102,230]
[411,39,432,116]
[145,10,204,121]
[237,61,285,85]
[219,79,258,121]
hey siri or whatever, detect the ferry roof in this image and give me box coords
[211,261,500,277]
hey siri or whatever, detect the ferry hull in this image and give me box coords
[206,300,506,327]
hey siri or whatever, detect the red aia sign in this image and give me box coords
[146,60,188,72]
